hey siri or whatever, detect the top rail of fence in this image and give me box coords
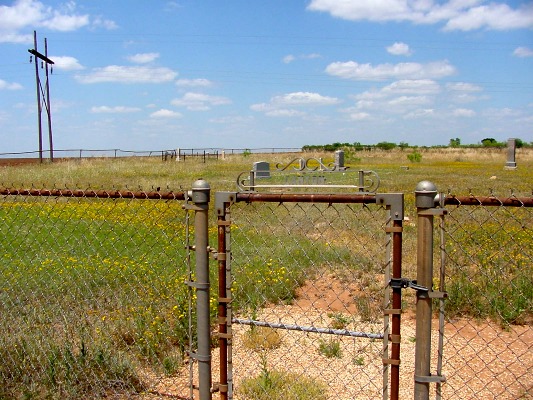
[234,192,379,204]
[443,194,533,207]
[0,147,303,160]
[0,187,186,200]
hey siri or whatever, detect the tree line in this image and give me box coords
[302,138,531,152]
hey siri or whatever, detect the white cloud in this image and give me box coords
[0,0,116,44]
[210,115,254,124]
[446,82,484,103]
[0,79,23,90]
[444,3,533,31]
[482,107,521,118]
[90,106,141,113]
[282,53,321,63]
[76,66,178,84]
[150,109,182,118]
[176,78,213,87]
[272,92,340,106]
[265,109,307,117]
[453,108,476,117]
[386,42,412,56]
[326,60,455,81]
[383,79,441,95]
[127,53,160,64]
[446,82,483,92]
[404,108,436,119]
[40,11,89,31]
[171,92,231,111]
[513,47,533,58]
[347,79,445,119]
[91,16,118,30]
[307,0,533,31]
[51,56,84,71]
[349,112,371,121]
[251,91,338,117]
[308,0,420,23]
[283,54,296,64]
[388,95,431,107]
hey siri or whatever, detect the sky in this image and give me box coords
[0,0,532,153]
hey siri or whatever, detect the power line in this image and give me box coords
[28,31,54,163]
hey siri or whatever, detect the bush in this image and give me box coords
[240,369,328,400]
[376,141,397,151]
[407,151,422,162]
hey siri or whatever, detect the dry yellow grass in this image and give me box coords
[1,147,531,197]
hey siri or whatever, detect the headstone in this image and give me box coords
[504,138,517,169]
[335,150,345,170]
[252,161,270,179]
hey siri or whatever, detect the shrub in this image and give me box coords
[240,369,328,400]
[318,338,342,358]
[407,151,422,162]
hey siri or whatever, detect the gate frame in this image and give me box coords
[214,191,404,400]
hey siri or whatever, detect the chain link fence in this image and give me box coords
[0,187,205,399]
[1,184,532,399]
[437,193,533,399]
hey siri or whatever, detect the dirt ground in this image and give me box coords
[142,276,532,399]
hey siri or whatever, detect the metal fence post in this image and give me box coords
[414,181,438,400]
[191,178,212,400]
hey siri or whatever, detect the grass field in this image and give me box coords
[0,147,531,398]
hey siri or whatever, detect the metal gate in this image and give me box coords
[214,186,405,399]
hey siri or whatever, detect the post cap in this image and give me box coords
[415,180,438,208]
[191,178,210,204]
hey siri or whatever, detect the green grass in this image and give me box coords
[0,195,199,398]
[444,209,533,326]
[0,149,532,396]
[239,369,328,400]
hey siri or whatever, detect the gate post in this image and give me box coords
[192,179,212,400]
[414,181,438,400]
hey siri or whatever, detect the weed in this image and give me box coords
[318,338,342,358]
[243,326,282,351]
[328,312,351,330]
[240,365,327,400]
[354,295,381,322]
[353,356,365,366]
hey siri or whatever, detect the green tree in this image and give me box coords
[449,138,461,147]
[375,141,397,150]
[481,138,499,147]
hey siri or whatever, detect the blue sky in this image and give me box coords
[0,0,532,152]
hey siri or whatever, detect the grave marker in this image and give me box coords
[252,161,270,179]
[504,138,517,170]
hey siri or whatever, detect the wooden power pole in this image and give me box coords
[28,31,55,162]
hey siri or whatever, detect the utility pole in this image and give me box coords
[28,31,54,162]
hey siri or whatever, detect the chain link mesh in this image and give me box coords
[225,200,393,400]
[3,186,531,399]
[0,190,195,399]
[440,195,533,399]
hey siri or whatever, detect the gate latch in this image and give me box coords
[389,278,428,293]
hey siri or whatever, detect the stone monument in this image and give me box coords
[504,138,517,170]
[252,161,270,178]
